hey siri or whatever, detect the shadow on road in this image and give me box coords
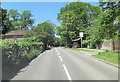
[2,48,51,80]
[2,59,30,80]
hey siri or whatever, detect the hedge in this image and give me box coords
[2,39,43,66]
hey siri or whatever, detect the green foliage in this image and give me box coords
[2,39,43,65]
[2,9,35,34]
[23,31,37,38]
[53,37,60,47]
[34,20,55,49]
[1,8,13,34]
[56,2,119,48]
[98,2,120,39]
[25,49,41,59]
[19,10,35,29]
[73,42,79,48]
[8,9,20,29]
[56,2,101,47]
[59,36,67,46]
[34,35,45,42]
[84,2,120,49]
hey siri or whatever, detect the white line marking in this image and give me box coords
[56,48,72,81]
[55,48,59,52]
[55,48,60,56]
[63,64,72,80]
[58,53,60,55]
[59,56,63,62]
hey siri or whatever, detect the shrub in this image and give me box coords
[2,39,43,66]
[23,31,37,38]
[73,42,78,48]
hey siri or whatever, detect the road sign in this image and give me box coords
[79,32,83,37]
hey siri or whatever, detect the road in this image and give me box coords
[12,47,118,80]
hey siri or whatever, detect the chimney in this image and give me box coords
[19,26,22,30]
[42,26,44,32]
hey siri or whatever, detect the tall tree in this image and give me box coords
[2,9,13,34]
[19,10,34,30]
[35,20,55,49]
[8,9,19,30]
[56,2,101,47]
[99,1,120,23]
[85,1,120,48]
[98,1,120,39]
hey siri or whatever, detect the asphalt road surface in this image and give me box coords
[12,47,118,80]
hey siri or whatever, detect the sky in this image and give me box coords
[1,2,99,26]
[1,0,100,2]
[1,2,99,37]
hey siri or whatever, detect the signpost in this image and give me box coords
[79,32,83,48]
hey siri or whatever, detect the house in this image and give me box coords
[4,30,31,39]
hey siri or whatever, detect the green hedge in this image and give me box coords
[2,39,43,66]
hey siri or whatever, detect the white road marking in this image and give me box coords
[55,48,59,53]
[56,48,72,81]
[63,64,72,80]
[55,48,60,56]
[59,56,63,62]
[58,53,60,55]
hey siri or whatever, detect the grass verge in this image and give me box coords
[93,52,119,65]
[65,47,94,51]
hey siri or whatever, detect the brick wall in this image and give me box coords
[101,40,120,50]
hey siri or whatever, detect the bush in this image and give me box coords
[23,31,37,38]
[73,42,78,48]
[2,39,43,66]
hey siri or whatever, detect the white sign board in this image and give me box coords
[79,32,83,37]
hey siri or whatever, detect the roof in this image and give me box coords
[5,30,31,36]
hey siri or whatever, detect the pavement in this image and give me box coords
[11,47,118,80]
[78,48,104,52]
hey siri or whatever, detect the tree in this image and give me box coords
[82,1,120,48]
[98,1,120,39]
[35,20,55,49]
[8,9,20,30]
[19,10,34,30]
[23,31,37,38]
[56,2,101,47]
[53,37,60,47]
[113,15,120,39]
[86,13,104,48]
[2,8,13,34]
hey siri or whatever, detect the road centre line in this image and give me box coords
[55,48,72,80]
[58,52,60,55]
[63,64,72,80]
[59,56,63,62]
[55,48,60,55]
[55,48,59,53]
